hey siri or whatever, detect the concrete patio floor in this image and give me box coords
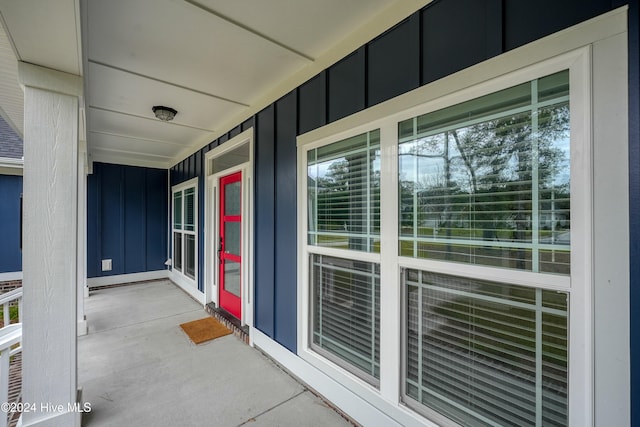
[78,280,353,427]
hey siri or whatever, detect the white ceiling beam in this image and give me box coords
[88,130,189,147]
[90,146,173,160]
[90,149,172,169]
[87,59,250,108]
[88,106,216,133]
[183,0,315,62]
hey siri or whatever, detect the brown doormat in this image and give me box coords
[180,317,232,344]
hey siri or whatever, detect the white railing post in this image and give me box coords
[0,287,24,427]
[0,323,22,427]
[0,351,8,427]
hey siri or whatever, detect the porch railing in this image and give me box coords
[0,288,22,427]
[0,288,22,328]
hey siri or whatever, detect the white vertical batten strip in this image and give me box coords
[76,139,87,336]
[379,118,400,403]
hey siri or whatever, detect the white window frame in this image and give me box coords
[172,177,198,287]
[295,9,628,427]
[396,69,575,426]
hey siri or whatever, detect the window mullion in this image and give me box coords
[314,154,318,246]
[417,271,424,404]
[367,132,372,251]
[532,79,540,273]
[535,287,543,427]
[412,117,418,258]
[370,262,375,376]
[379,120,400,400]
[182,189,186,274]
[318,255,323,349]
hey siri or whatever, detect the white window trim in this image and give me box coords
[295,8,627,427]
[171,177,199,290]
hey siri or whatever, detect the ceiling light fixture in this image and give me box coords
[152,106,177,122]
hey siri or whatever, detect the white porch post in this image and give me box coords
[77,138,88,337]
[18,62,82,427]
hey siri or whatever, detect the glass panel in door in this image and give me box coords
[219,171,242,318]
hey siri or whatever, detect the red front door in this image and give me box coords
[218,171,242,319]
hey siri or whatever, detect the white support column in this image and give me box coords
[77,138,88,337]
[18,62,82,427]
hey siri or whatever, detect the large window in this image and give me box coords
[400,71,571,425]
[307,130,381,384]
[173,181,197,281]
[300,60,585,426]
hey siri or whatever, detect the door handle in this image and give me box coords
[217,236,223,264]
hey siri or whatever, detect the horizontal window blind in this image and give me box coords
[404,269,568,426]
[185,234,195,279]
[399,71,570,275]
[311,254,380,383]
[173,191,182,230]
[184,187,195,232]
[307,130,381,253]
[173,185,197,280]
[173,232,182,272]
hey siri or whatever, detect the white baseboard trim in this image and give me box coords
[0,271,22,282]
[168,271,205,305]
[252,329,432,427]
[87,270,169,287]
[77,319,88,336]
[18,408,78,427]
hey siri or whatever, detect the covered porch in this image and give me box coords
[77,279,351,427]
[0,1,413,425]
[0,1,638,426]
[3,278,354,427]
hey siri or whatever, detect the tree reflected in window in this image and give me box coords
[399,71,570,274]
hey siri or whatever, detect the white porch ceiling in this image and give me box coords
[0,0,428,169]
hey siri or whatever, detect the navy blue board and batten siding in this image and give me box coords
[298,72,327,135]
[367,14,421,107]
[166,1,638,412]
[274,92,298,350]
[0,175,22,273]
[254,106,276,337]
[328,48,366,123]
[87,163,168,278]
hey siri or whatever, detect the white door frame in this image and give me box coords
[204,129,254,329]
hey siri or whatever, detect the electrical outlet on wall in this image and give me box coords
[101,259,112,271]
